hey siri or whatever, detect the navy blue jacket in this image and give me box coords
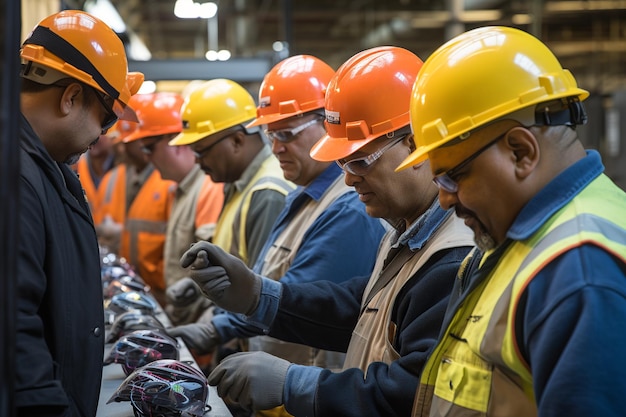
[16,114,104,417]
[274,246,470,417]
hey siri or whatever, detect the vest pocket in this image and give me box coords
[433,356,492,415]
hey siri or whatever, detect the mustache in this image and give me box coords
[454,204,474,219]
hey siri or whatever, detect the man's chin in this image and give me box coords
[474,231,496,252]
[65,153,82,165]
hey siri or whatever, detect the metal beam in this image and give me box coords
[128,57,273,82]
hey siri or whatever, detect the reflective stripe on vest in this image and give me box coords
[213,155,294,266]
[413,174,626,417]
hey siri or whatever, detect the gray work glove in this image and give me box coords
[180,241,262,315]
[208,351,291,411]
[165,277,213,325]
[166,322,221,355]
[166,277,201,306]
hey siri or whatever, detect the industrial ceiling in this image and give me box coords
[70,0,626,95]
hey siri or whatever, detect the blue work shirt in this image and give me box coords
[455,150,626,417]
[213,164,385,340]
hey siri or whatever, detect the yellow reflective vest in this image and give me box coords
[413,174,626,417]
[213,150,295,266]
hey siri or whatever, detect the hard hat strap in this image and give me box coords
[23,26,120,100]
[534,97,587,127]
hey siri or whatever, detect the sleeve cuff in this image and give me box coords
[244,277,282,332]
[284,364,322,417]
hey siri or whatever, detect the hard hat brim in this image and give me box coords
[396,146,430,171]
[310,133,374,162]
[168,131,206,146]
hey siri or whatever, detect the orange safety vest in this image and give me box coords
[74,154,99,214]
[95,164,175,293]
[194,176,224,239]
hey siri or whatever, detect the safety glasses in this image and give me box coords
[265,117,323,143]
[192,128,241,159]
[337,135,406,176]
[92,88,119,134]
[51,82,118,134]
[433,130,509,193]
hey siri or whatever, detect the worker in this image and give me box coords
[395,26,626,417]
[129,91,224,325]
[71,128,117,214]
[178,46,475,417]
[17,10,142,416]
[167,55,386,417]
[168,78,296,267]
[94,93,177,306]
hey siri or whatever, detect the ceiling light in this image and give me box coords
[174,0,217,19]
[205,49,231,61]
[138,80,157,94]
[84,0,126,32]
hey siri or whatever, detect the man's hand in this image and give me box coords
[208,352,291,411]
[166,322,220,355]
[180,241,262,315]
[165,277,215,325]
[166,277,201,307]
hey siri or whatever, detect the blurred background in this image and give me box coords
[21,0,626,187]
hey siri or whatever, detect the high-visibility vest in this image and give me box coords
[249,175,353,370]
[413,174,626,417]
[95,164,175,292]
[212,154,294,266]
[342,212,474,372]
[74,155,98,212]
[93,164,127,226]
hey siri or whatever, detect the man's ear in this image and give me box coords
[58,83,83,116]
[504,126,539,179]
[405,133,416,153]
[230,129,246,151]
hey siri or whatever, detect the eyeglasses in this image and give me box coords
[51,83,118,134]
[91,88,119,134]
[336,135,406,176]
[192,129,240,159]
[433,130,509,193]
[265,117,323,143]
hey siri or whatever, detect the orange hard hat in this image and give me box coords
[108,120,138,144]
[20,10,144,122]
[310,46,423,161]
[123,93,184,143]
[246,55,335,127]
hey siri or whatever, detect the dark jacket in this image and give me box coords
[16,114,104,417]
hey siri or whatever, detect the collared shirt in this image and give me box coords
[448,150,626,417]
[252,163,384,283]
[213,163,385,332]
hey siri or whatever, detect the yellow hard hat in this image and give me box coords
[397,26,589,171]
[20,10,144,123]
[169,79,257,146]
